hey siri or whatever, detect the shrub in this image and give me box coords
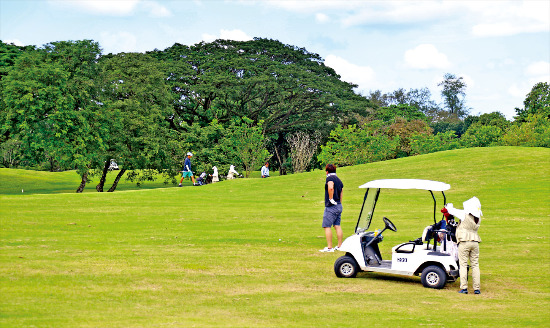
[501,114,550,147]
[460,124,504,147]
[318,122,399,167]
[410,130,462,155]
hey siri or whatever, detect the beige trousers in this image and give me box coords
[458,241,480,290]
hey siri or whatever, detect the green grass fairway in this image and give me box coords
[1,147,549,327]
[0,168,279,195]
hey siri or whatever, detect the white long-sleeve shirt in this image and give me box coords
[261,165,269,177]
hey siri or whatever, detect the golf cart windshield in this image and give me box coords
[355,179,450,233]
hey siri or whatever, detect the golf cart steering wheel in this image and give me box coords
[383,217,397,232]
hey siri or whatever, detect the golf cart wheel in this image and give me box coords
[421,265,447,289]
[334,256,359,278]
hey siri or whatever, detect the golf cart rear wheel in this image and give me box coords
[334,256,359,278]
[421,265,447,289]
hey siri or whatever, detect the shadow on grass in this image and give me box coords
[357,272,420,284]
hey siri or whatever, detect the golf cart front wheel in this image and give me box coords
[421,265,447,289]
[334,256,359,278]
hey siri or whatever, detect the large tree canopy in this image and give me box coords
[151,38,368,134]
[95,52,180,191]
[515,82,550,122]
[1,40,105,186]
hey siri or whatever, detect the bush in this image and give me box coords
[410,131,462,155]
[501,114,550,147]
[317,122,399,166]
[460,124,504,147]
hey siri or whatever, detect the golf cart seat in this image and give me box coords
[392,236,424,253]
[392,243,415,253]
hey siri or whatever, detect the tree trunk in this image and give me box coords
[76,171,88,193]
[107,169,126,192]
[96,159,111,192]
[273,143,286,176]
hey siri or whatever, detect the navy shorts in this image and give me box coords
[322,204,342,228]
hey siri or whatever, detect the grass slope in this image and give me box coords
[0,168,279,195]
[1,146,549,327]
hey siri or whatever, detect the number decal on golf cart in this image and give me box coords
[397,258,407,262]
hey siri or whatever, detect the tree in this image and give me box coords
[151,38,369,172]
[223,118,271,178]
[460,125,504,147]
[410,131,462,155]
[153,38,367,133]
[286,131,321,173]
[0,138,22,167]
[95,52,179,192]
[438,73,469,118]
[502,114,550,147]
[386,118,432,157]
[515,82,550,122]
[0,41,35,81]
[375,104,429,123]
[1,40,106,191]
[318,122,399,167]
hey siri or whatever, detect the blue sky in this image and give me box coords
[1,0,549,119]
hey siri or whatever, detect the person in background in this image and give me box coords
[227,165,239,179]
[261,162,270,178]
[320,164,344,252]
[179,152,195,186]
[445,197,483,295]
[212,166,219,183]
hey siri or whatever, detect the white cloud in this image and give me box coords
[142,1,172,17]
[324,55,376,91]
[315,13,330,23]
[49,0,139,15]
[471,1,550,37]
[100,31,138,53]
[508,84,530,99]
[404,44,450,69]
[265,1,346,12]
[48,0,171,17]
[525,61,550,82]
[508,60,550,100]
[202,29,253,42]
[4,39,24,46]
[460,73,475,90]
[264,1,549,37]
[342,2,456,27]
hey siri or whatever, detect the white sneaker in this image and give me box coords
[319,247,334,252]
[333,246,340,251]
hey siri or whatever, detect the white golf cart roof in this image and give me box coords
[358,179,450,191]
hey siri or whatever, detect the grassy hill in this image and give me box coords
[1,146,549,327]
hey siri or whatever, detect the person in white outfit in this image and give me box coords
[261,162,270,178]
[212,166,219,183]
[227,165,239,180]
[445,197,483,295]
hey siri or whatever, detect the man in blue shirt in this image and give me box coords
[179,152,196,186]
[320,164,344,252]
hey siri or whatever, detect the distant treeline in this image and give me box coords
[0,39,548,192]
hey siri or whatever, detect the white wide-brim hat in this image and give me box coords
[463,196,482,218]
[187,152,193,156]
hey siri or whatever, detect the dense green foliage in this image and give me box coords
[1,39,549,191]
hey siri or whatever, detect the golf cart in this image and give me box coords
[334,179,459,289]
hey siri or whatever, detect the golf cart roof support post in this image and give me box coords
[355,189,369,233]
[430,190,436,224]
[355,188,380,233]
[441,191,447,222]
